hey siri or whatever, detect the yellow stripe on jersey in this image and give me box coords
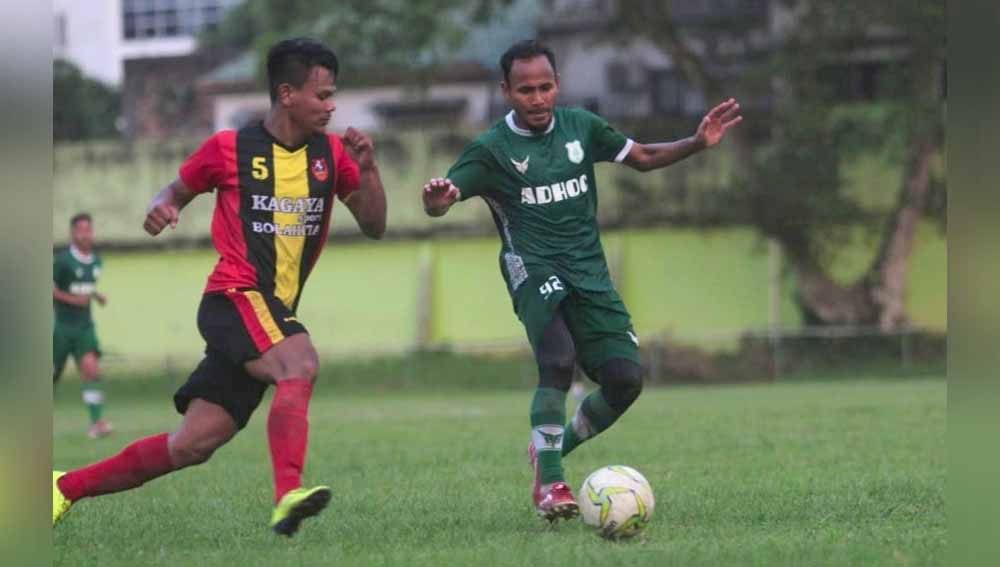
[243,290,285,345]
[271,144,309,309]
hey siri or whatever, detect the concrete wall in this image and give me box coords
[212,83,496,134]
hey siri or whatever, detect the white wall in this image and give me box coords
[212,84,495,134]
[54,0,119,84]
[53,0,202,86]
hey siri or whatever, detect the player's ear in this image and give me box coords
[276,83,295,107]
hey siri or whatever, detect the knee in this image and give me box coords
[270,354,319,383]
[600,359,644,412]
[296,355,319,383]
[169,436,225,468]
[80,360,101,381]
[538,352,576,392]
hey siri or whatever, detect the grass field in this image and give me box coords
[54,370,945,566]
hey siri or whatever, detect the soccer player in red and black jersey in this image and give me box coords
[53,38,387,537]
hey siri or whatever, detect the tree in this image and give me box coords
[53,59,121,141]
[606,0,945,330]
[200,0,514,86]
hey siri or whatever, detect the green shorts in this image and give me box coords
[53,322,101,381]
[512,271,640,378]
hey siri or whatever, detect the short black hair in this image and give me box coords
[499,39,557,84]
[266,37,340,102]
[70,212,91,227]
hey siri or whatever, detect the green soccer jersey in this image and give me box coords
[53,246,102,326]
[446,106,632,294]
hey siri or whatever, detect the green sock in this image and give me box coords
[82,381,105,424]
[530,387,567,484]
[562,390,620,457]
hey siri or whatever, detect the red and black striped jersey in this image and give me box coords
[179,122,361,312]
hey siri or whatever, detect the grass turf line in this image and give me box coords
[54,375,944,566]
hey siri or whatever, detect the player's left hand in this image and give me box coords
[93,292,107,307]
[696,98,743,148]
[343,127,376,171]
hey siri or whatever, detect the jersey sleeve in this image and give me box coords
[446,141,495,201]
[330,135,361,201]
[53,253,67,288]
[582,109,633,163]
[178,133,226,193]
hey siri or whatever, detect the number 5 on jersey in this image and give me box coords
[539,275,564,300]
[252,156,269,180]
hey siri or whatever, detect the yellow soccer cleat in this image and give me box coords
[53,471,73,525]
[270,485,332,537]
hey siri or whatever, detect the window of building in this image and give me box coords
[122,0,240,40]
[649,70,687,113]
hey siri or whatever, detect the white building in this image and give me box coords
[53,0,241,86]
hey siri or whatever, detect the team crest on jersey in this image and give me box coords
[75,268,84,278]
[565,140,584,164]
[310,158,329,182]
[510,155,530,174]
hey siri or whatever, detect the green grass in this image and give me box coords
[54,373,945,566]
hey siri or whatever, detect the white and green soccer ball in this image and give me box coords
[579,465,654,539]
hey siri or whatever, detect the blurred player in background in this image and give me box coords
[423,39,741,521]
[53,37,387,537]
[53,212,113,439]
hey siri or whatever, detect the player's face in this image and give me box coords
[502,55,559,132]
[288,65,337,136]
[71,219,94,251]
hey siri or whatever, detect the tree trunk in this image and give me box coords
[864,138,937,331]
[794,262,878,326]
[623,0,941,329]
[792,137,937,328]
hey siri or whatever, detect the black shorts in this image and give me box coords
[173,289,308,429]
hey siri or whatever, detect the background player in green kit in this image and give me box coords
[422,40,742,521]
[54,212,113,439]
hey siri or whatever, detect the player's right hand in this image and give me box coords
[143,202,179,236]
[422,177,460,215]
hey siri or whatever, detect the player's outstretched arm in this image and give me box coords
[342,127,387,240]
[52,285,91,307]
[422,178,461,217]
[624,98,743,172]
[143,178,198,236]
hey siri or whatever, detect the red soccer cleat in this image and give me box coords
[528,443,579,522]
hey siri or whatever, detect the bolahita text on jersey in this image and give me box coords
[520,174,588,205]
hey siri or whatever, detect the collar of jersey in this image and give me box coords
[69,245,94,264]
[259,121,310,153]
[505,110,555,137]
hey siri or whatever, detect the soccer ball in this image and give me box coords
[579,465,654,539]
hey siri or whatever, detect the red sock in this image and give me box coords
[268,378,314,503]
[57,433,174,502]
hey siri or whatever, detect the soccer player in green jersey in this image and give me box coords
[53,212,113,439]
[422,40,742,521]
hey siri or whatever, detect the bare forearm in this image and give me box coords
[629,136,707,172]
[354,166,387,239]
[53,288,90,307]
[149,179,196,212]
